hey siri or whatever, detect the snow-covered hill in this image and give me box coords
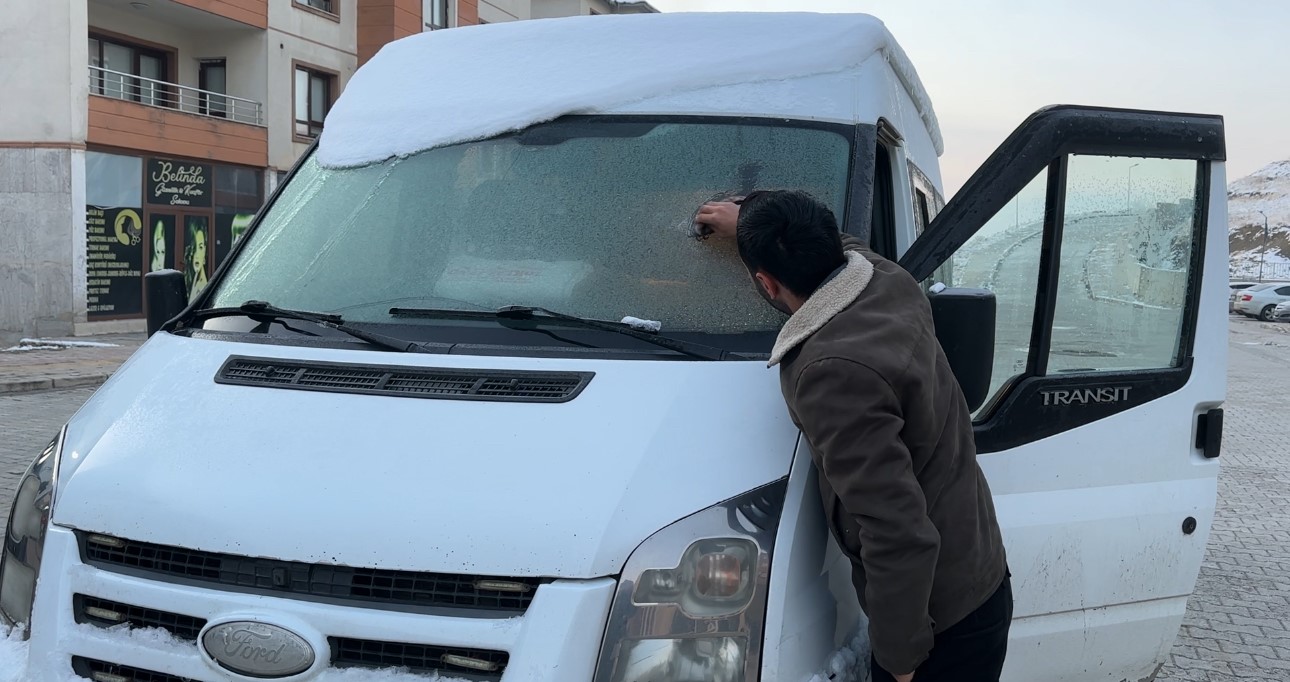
[1229,159,1290,278]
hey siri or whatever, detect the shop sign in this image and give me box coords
[85,206,145,318]
[148,159,212,207]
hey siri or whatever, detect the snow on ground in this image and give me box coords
[1,338,121,353]
[0,624,32,682]
[806,628,871,682]
[317,12,900,167]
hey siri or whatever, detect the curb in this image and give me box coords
[0,373,111,395]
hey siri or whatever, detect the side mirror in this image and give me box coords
[927,287,995,413]
[144,269,187,337]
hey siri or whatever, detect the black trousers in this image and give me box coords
[871,572,1014,682]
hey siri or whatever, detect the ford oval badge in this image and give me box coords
[202,621,315,677]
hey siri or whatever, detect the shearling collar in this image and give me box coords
[768,250,875,367]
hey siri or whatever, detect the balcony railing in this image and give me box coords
[88,65,264,126]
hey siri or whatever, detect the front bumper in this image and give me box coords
[24,526,615,681]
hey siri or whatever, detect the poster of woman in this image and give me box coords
[149,216,175,272]
[184,216,210,301]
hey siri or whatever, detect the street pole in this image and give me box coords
[1128,162,1140,212]
[1129,163,1142,259]
[1258,209,1269,283]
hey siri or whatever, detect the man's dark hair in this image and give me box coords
[736,190,846,298]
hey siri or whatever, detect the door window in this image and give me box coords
[898,106,1221,451]
[925,157,1202,418]
[929,169,1049,412]
[1048,157,1199,373]
[200,60,228,118]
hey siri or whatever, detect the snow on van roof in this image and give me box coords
[316,12,943,168]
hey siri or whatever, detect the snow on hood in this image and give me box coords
[317,12,939,168]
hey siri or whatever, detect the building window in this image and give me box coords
[427,0,450,29]
[88,34,170,107]
[199,59,227,119]
[294,66,335,139]
[297,0,335,14]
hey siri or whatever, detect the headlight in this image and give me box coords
[0,429,64,632]
[594,479,786,682]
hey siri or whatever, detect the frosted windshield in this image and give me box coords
[210,120,852,334]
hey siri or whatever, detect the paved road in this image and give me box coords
[0,386,94,500]
[1,319,1287,681]
[1157,317,1290,682]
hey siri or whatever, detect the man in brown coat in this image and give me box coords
[695,190,1011,682]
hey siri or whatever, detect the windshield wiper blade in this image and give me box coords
[391,305,731,361]
[185,301,451,354]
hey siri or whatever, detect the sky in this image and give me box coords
[650,0,1290,197]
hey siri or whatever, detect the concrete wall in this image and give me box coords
[0,150,86,343]
[269,0,358,52]
[530,0,581,19]
[0,0,88,342]
[479,0,530,22]
[268,0,358,171]
[1137,264,1187,309]
[1,0,87,142]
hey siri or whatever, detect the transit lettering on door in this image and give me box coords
[1040,387,1132,406]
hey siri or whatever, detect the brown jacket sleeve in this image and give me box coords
[791,356,941,674]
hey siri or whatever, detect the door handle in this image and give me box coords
[1195,408,1223,459]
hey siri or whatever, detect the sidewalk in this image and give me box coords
[0,333,146,394]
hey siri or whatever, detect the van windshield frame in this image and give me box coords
[190,116,871,360]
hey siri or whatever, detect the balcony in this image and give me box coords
[90,65,263,125]
[88,65,268,167]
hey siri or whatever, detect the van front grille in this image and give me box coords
[81,533,543,614]
[72,657,198,682]
[74,594,207,641]
[331,637,508,680]
[216,355,592,403]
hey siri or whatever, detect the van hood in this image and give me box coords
[54,333,798,578]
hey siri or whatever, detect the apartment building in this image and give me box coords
[0,0,656,341]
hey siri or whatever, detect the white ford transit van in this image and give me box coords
[1,12,1227,682]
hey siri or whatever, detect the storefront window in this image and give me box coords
[85,153,145,319]
[84,152,262,319]
[213,166,263,274]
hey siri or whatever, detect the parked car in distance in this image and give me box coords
[1274,300,1290,322]
[1230,281,1260,312]
[1234,283,1290,320]
[1231,282,1267,312]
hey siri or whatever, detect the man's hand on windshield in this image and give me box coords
[694,200,741,239]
